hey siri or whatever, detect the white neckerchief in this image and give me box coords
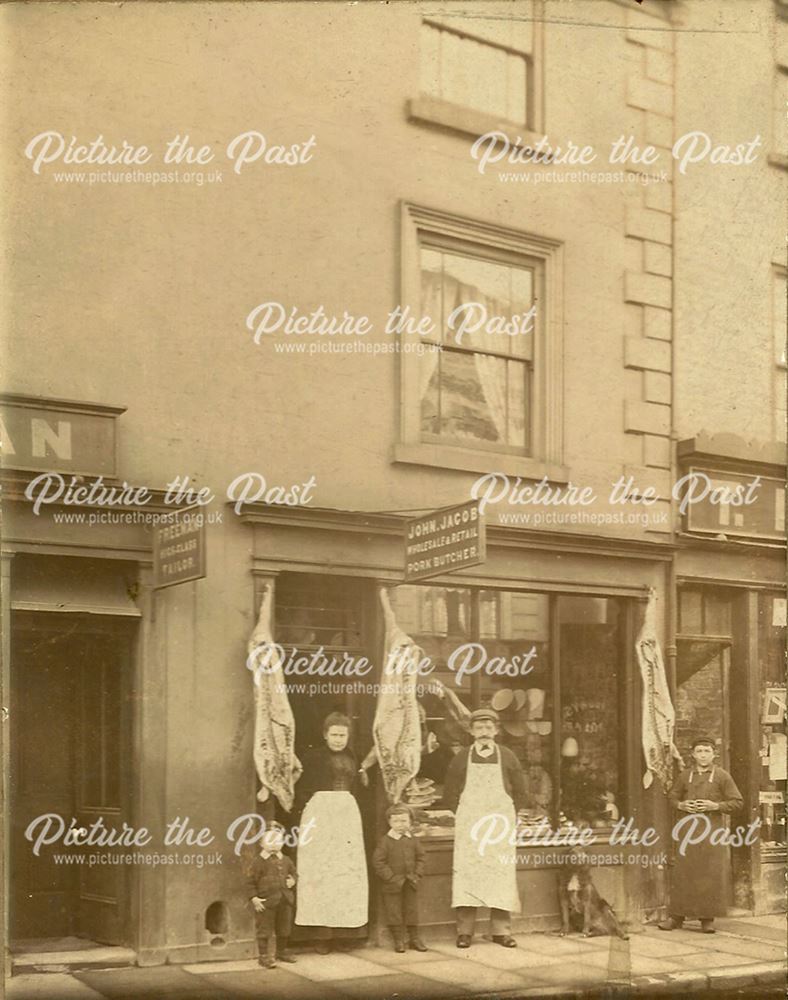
[474,742,496,759]
[261,850,283,860]
[387,829,412,840]
[689,766,714,785]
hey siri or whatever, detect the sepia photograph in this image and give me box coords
[1,1,786,998]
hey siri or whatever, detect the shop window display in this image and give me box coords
[389,586,625,837]
[557,597,623,829]
[757,592,787,852]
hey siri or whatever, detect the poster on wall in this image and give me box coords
[2,1,785,997]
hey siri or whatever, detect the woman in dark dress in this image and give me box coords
[294,712,368,952]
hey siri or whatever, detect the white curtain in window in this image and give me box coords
[473,353,508,442]
[419,270,442,401]
[446,276,509,442]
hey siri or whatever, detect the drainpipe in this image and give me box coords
[666,8,679,703]
[656,23,680,928]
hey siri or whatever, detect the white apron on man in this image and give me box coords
[452,747,521,913]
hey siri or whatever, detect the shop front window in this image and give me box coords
[389,585,626,837]
[557,597,623,829]
[757,592,787,852]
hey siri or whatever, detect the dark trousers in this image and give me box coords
[455,906,510,936]
[380,883,420,927]
[254,899,294,956]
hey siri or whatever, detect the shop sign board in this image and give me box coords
[0,394,122,477]
[683,466,785,541]
[404,500,485,582]
[153,508,206,589]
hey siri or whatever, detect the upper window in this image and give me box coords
[421,16,533,128]
[396,203,564,479]
[412,9,543,141]
[770,9,788,168]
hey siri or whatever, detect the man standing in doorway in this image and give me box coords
[659,736,743,933]
[443,708,527,949]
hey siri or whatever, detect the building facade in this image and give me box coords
[2,0,785,968]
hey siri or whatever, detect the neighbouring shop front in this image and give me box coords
[1,394,167,970]
[673,434,787,916]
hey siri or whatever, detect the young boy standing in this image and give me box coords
[372,804,428,953]
[246,822,298,967]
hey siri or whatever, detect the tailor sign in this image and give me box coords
[153,509,206,589]
[404,500,486,582]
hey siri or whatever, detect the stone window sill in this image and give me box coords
[407,95,544,152]
[393,441,569,482]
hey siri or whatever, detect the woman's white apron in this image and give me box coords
[295,790,368,927]
[452,749,520,912]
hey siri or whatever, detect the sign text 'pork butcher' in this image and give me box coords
[404,500,486,583]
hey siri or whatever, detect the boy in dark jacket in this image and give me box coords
[372,804,428,953]
[246,822,297,968]
[659,736,743,934]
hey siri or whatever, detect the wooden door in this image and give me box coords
[10,620,132,945]
[73,632,131,944]
[10,629,78,939]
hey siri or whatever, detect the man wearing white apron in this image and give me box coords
[443,708,527,949]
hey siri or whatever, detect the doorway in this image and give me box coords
[676,586,737,913]
[10,614,135,946]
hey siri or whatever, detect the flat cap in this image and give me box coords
[690,736,716,750]
[469,708,500,725]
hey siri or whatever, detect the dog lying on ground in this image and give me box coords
[557,850,629,939]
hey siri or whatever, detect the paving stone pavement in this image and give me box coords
[7,916,786,1000]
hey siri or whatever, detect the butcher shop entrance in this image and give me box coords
[267,572,378,943]
[254,567,644,941]
[272,573,377,764]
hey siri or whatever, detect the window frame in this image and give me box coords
[395,202,566,480]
